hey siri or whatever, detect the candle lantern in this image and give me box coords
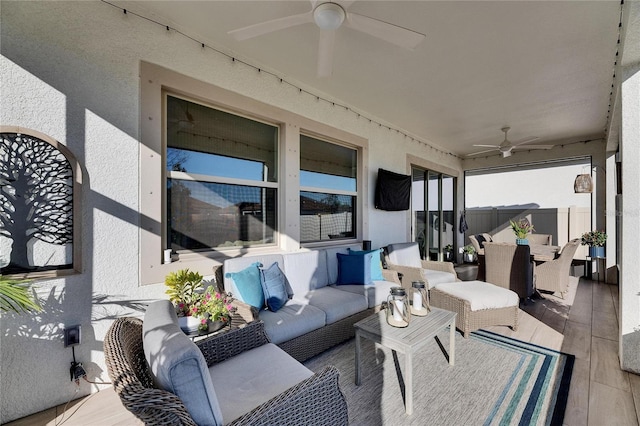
[410,281,430,316]
[386,287,410,327]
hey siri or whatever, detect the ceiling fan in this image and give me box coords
[467,127,553,158]
[228,1,426,78]
[168,104,197,130]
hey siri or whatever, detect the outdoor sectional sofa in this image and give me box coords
[221,244,401,362]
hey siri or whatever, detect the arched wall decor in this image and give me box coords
[0,126,82,277]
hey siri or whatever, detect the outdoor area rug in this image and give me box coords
[303,329,574,426]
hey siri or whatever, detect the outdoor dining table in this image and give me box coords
[529,244,561,262]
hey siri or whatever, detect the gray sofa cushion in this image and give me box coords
[306,286,368,324]
[259,302,326,344]
[332,279,397,308]
[210,343,314,423]
[283,250,329,292]
[143,300,223,426]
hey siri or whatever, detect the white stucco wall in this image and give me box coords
[0,1,463,421]
[619,62,640,374]
[465,161,593,209]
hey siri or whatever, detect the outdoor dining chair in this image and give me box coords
[534,238,581,298]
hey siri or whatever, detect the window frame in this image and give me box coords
[299,133,359,243]
[163,91,280,252]
[140,62,368,284]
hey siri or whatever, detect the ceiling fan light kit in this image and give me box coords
[467,126,553,158]
[314,3,345,30]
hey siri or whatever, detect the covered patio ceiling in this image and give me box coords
[115,0,622,158]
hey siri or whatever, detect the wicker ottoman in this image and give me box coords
[430,280,519,338]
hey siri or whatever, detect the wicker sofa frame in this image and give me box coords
[104,317,348,425]
[429,287,519,338]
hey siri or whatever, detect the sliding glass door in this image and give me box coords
[412,168,456,261]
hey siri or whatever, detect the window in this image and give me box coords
[412,167,456,261]
[140,63,368,284]
[299,135,357,242]
[165,95,278,250]
[0,127,81,277]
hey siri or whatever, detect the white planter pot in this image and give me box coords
[178,316,200,333]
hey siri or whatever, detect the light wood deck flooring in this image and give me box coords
[6,277,639,425]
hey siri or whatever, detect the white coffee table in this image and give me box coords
[354,307,457,415]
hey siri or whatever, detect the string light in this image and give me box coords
[604,0,624,134]
[101,0,460,158]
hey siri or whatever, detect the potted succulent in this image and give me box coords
[165,269,234,333]
[510,219,534,245]
[463,245,476,263]
[581,230,607,258]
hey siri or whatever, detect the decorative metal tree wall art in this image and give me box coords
[0,132,74,274]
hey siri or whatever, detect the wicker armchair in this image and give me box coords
[527,233,553,245]
[468,233,493,255]
[383,242,458,290]
[104,316,348,425]
[483,242,534,299]
[534,238,580,298]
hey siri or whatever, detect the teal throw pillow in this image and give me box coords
[348,248,385,281]
[336,252,372,285]
[225,262,264,309]
[259,262,290,312]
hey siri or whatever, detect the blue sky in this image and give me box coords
[168,148,355,205]
[168,148,355,190]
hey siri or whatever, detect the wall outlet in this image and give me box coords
[64,325,81,347]
[70,361,86,382]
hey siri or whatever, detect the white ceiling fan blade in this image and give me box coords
[513,144,554,150]
[467,148,499,157]
[513,136,540,146]
[345,12,425,50]
[228,11,313,41]
[473,144,500,148]
[338,1,357,9]
[317,29,336,78]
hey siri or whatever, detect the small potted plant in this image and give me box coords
[463,245,476,263]
[443,244,453,262]
[198,286,234,332]
[581,230,607,258]
[165,268,234,333]
[510,218,534,245]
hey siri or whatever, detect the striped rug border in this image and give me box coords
[471,329,576,426]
